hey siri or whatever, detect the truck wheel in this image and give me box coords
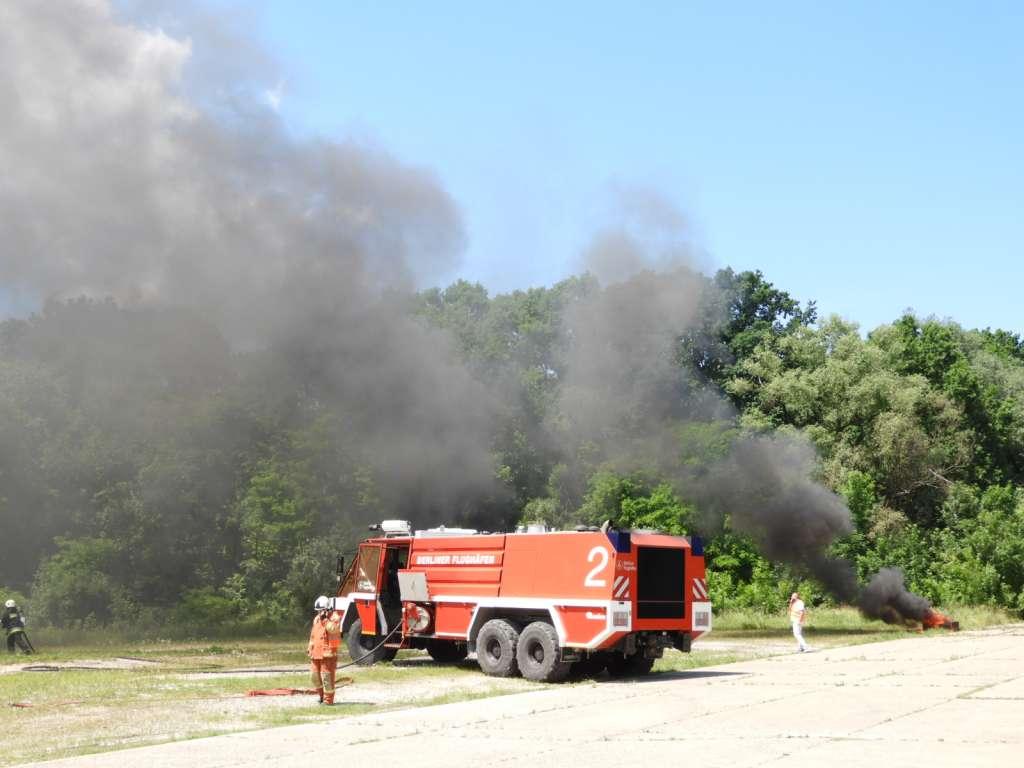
[346,618,392,666]
[427,640,468,663]
[516,621,571,683]
[606,652,654,678]
[476,619,520,677]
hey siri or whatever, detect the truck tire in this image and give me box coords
[606,652,654,678]
[516,621,571,683]
[345,618,394,666]
[476,619,520,677]
[427,640,468,664]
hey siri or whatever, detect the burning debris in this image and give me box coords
[922,609,960,632]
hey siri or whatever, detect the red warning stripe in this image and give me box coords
[692,578,708,600]
[613,575,630,599]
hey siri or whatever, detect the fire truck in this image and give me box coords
[332,520,711,682]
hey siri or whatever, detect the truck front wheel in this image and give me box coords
[475,619,520,677]
[345,618,397,665]
[516,621,571,683]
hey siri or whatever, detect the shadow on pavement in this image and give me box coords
[620,669,748,684]
[382,656,751,682]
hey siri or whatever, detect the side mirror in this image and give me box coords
[335,556,345,583]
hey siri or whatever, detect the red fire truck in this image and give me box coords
[332,521,711,682]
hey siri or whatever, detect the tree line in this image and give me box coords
[1,268,1022,630]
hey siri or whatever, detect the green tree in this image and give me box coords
[32,538,135,625]
[236,462,316,599]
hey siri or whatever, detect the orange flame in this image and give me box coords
[922,609,960,631]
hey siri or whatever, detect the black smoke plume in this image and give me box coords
[560,192,930,624]
[858,568,932,625]
[693,436,859,602]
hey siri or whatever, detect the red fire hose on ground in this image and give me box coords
[9,624,401,704]
[244,622,403,696]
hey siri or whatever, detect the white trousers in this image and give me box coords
[792,621,807,651]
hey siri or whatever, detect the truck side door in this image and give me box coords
[353,543,382,634]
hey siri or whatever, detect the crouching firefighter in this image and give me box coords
[3,600,32,654]
[308,595,342,705]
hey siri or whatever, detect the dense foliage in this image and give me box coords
[2,270,1023,629]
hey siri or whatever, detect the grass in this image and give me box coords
[0,636,307,669]
[654,649,747,673]
[1,605,1017,765]
[711,604,1015,640]
[0,641,539,766]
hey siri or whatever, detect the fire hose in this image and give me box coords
[12,618,403,708]
[242,623,403,698]
[335,621,404,670]
[244,623,402,700]
[18,624,402,676]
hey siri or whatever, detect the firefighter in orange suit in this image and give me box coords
[308,595,343,704]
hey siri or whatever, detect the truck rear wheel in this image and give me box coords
[345,618,396,665]
[606,652,654,678]
[476,619,520,677]
[516,621,571,683]
[427,639,468,663]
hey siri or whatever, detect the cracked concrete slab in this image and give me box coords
[964,676,1024,699]
[23,624,1024,767]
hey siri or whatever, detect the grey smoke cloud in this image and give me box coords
[559,185,706,444]
[0,0,463,340]
[576,183,698,286]
[0,0,495,516]
[557,266,704,447]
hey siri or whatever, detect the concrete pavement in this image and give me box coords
[28,624,1024,767]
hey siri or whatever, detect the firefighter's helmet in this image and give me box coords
[314,595,331,612]
[4,600,15,609]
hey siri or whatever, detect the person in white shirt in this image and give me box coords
[788,592,809,652]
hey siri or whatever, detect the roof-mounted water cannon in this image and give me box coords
[515,521,549,533]
[415,524,479,537]
[368,520,413,537]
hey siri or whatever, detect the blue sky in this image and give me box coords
[242,1,1022,334]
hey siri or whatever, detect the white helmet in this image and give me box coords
[4,600,15,609]
[314,595,331,611]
